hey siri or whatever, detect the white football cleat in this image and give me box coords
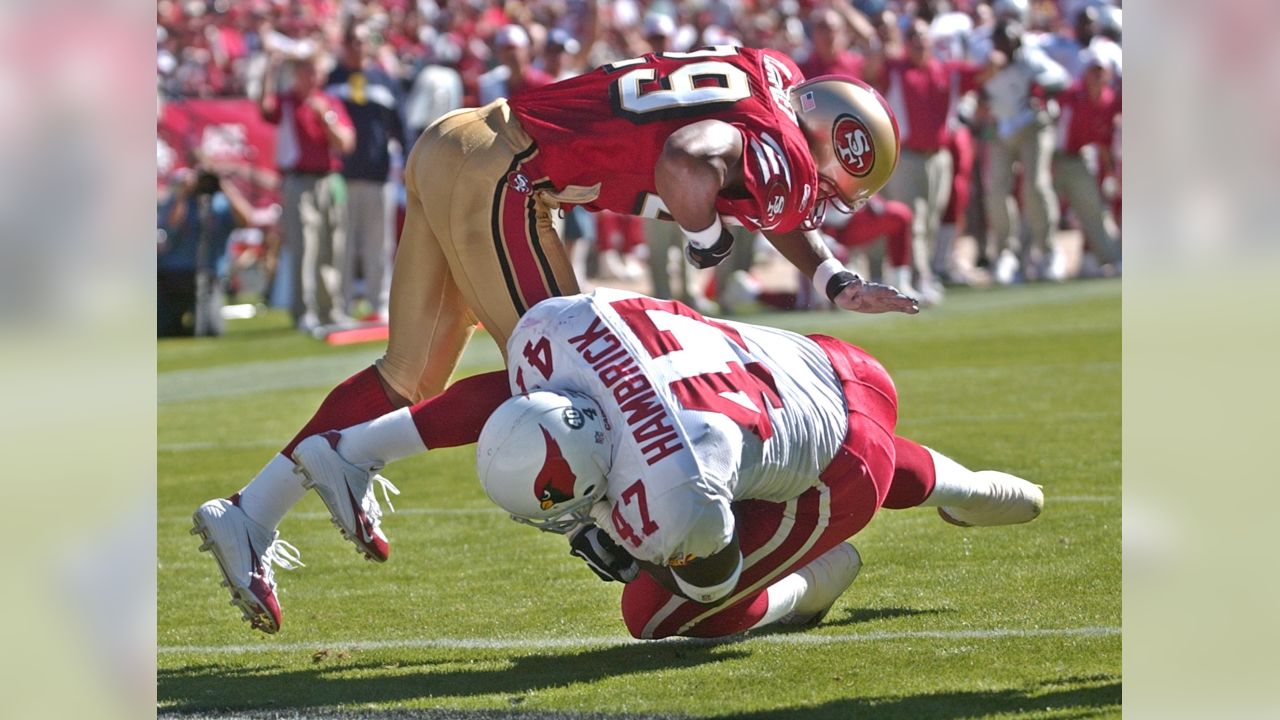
[190,494,303,634]
[780,542,862,627]
[291,431,400,562]
[938,471,1045,527]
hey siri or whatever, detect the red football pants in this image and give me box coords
[621,335,934,639]
[595,211,646,254]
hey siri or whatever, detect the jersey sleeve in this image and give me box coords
[724,127,799,232]
[717,123,818,233]
[715,50,817,233]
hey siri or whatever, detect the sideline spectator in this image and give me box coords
[478,25,554,105]
[541,28,585,81]
[878,17,979,304]
[979,19,1068,283]
[158,167,277,336]
[826,196,917,300]
[404,34,464,142]
[797,7,871,81]
[1053,48,1122,274]
[259,53,355,332]
[327,25,405,321]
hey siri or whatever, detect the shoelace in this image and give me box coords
[362,474,401,524]
[262,534,305,573]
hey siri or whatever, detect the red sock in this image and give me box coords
[884,436,937,509]
[282,366,396,456]
[410,370,511,449]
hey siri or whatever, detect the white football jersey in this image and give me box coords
[505,289,848,567]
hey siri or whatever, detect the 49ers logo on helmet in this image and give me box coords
[533,426,577,510]
[832,114,875,178]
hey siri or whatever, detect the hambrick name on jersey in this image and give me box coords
[566,316,685,466]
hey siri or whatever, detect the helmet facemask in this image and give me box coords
[802,177,867,231]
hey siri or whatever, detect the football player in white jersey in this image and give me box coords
[290,288,1042,638]
[467,288,1043,638]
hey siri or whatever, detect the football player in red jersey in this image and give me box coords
[192,45,918,634]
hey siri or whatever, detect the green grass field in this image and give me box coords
[158,280,1121,719]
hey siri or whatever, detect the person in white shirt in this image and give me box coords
[465,289,1045,638]
[979,20,1069,283]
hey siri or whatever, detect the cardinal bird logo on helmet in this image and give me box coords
[534,426,578,510]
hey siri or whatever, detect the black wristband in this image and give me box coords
[825,271,860,303]
[685,227,736,269]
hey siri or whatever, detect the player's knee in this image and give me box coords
[621,602,654,640]
[373,356,422,405]
[623,610,654,640]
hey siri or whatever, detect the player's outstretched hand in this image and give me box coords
[834,277,920,315]
[569,525,639,583]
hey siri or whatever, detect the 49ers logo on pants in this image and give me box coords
[507,171,532,195]
[833,114,874,178]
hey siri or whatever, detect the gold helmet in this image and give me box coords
[790,76,900,224]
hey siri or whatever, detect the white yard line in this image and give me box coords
[160,496,1117,524]
[159,626,1119,655]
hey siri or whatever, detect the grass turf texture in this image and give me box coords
[158,280,1121,719]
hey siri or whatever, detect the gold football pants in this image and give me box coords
[375,100,579,403]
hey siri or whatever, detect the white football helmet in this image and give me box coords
[476,390,612,534]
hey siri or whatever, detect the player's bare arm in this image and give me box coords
[637,534,744,607]
[765,226,920,315]
[655,120,746,269]
[654,119,744,232]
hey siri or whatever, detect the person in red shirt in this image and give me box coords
[477,24,555,105]
[194,47,915,635]
[879,18,981,303]
[826,195,917,298]
[797,8,869,82]
[1053,49,1121,272]
[258,53,355,331]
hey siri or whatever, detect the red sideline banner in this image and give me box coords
[158,98,281,206]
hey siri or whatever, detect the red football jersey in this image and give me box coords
[510,46,819,233]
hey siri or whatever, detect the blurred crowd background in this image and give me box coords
[156,0,1122,336]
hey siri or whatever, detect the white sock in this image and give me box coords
[237,454,307,530]
[748,572,808,630]
[918,447,979,508]
[891,265,913,290]
[336,407,428,467]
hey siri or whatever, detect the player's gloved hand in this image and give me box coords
[684,226,735,269]
[815,258,918,314]
[825,268,920,315]
[569,525,639,583]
